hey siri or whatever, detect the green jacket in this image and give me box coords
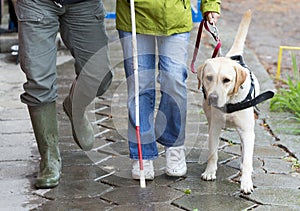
[116,0,221,36]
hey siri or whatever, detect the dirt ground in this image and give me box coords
[221,0,300,85]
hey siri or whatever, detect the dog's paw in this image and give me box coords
[240,176,254,194]
[201,170,216,181]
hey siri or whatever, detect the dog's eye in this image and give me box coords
[206,76,213,82]
[223,78,231,83]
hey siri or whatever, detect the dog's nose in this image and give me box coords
[208,94,218,106]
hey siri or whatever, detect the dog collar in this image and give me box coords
[203,55,274,113]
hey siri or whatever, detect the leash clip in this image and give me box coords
[211,22,220,41]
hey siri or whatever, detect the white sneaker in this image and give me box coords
[165,146,187,176]
[132,160,154,180]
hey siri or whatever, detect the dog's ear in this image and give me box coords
[233,66,247,94]
[197,63,206,89]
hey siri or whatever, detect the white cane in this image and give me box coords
[130,0,146,188]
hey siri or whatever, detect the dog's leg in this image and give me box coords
[201,110,223,181]
[237,125,255,194]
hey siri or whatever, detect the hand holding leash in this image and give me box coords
[190,18,222,74]
[205,12,220,25]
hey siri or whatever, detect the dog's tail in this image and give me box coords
[226,10,252,57]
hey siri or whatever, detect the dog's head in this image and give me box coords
[197,57,247,107]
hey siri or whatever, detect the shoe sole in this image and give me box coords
[166,168,187,177]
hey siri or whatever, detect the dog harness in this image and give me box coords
[203,55,274,113]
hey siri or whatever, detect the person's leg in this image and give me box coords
[8,0,18,31]
[119,31,158,179]
[156,32,189,147]
[59,0,113,150]
[118,30,158,161]
[17,0,60,106]
[156,32,190,176]
[16,0,62,188]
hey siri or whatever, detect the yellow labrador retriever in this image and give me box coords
[197,10,261,194]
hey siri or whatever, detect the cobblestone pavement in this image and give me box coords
[0,2,300,211]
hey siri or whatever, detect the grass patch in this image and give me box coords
[270,53,300,134]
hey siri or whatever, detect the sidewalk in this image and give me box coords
[0,11,299,211]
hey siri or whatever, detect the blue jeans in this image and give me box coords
[118,31,190,160]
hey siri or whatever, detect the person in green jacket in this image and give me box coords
[116,0,221,179]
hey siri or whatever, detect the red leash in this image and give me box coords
[190,19,222,73]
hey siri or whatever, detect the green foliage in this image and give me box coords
[184,189,192,194]
[270,53,300,133]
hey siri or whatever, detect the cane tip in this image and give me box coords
[140,177,146,188]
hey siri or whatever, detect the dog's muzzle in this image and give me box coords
[208,93,218,106]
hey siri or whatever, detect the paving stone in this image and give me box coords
[59,140,81,152]
[246,187,300,206]
[254,144,286,158]
[263,158,293,174]
[185,133,208,149]
[1,133,35,147]
[61,165,108,181]
[57,122,72,138]
[97,139,129,156]
[254,205,300,211]
[98,118,115,130]
[225,157,264,174]
[44,180,112,200]
[98,154,167,180]
[223,144,286,158]
[197,148,234,165]
[220,122,276,147]
[98,155,132,179]
[253,122,277,146]
[186,122,202,137]
[173,194,254,211]
[0,179,45,211]
[61,151,95,167]
[0,107,29,120]
[95,107,112,118]
[252,173,300,188]
[222,144,241,156]
[266,112,300,136]
[95,128,125,142]
[101,174,150,187]
[274,135,300,159]
[186,134,204,147]
[0,160,38,181]
[101,185,184,205]
[186,110,205,123]
[90,136,111,150]
[110,105,127,117]
[0,119,33,134]
[220,129,241,143]
[170,177,240,194]
[187,163,238,180]
[153,173,185,186]
[108,203,183,211]
[33,197,113,211]
[0,145,37,161]
[186,147,209,163]
[196,123,210,134]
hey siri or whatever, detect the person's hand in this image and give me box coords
[205,12,220,24]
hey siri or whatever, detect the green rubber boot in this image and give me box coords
[28,102,61,188]
[63,80,95,151]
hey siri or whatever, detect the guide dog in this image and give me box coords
[197,10,260,194]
